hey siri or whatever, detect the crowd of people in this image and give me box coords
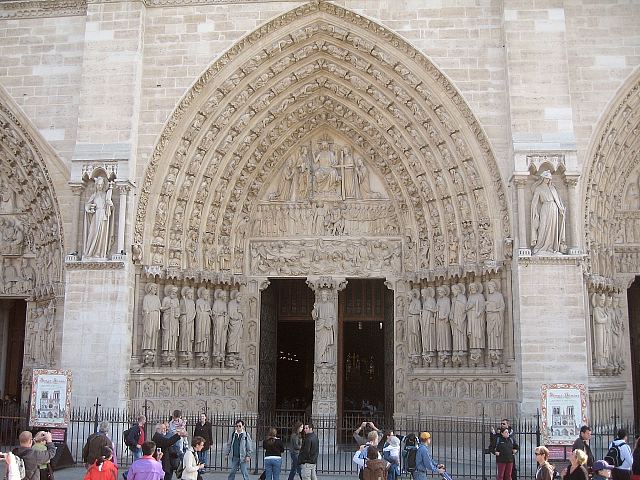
[3,415,640,480]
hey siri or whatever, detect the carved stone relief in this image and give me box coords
[589,290,625,376]
[24,299,56,367]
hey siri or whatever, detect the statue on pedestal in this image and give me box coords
[142,282,161,366]
[485,281,505,366]
[195,287,211,367]
[466,282,486,366]
[530,171,566,255]
[312,289,336,365]
[83,176,114,259]
[178,287,196,365]
[161,285,180,366]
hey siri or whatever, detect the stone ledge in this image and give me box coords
[129,367,243,378]
[518,254,585,266]
[65,259,126,270]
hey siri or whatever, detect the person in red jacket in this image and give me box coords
[84,447,118,480]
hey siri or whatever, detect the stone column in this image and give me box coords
[67,184,84,259]
[564,175,582,255]
[513,175,531,257]
[113,184,129,260]
[306,276,347,417]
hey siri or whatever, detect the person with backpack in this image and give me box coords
[606,429,633,470]
[12,431,56,480]
[413,432,445,480]
[223,419,254,480]
[362,446,388,480]
[402,434,419,476]
[84,446,118,480]
[353,430,382,479]
[125,416,147,461]
[382,436,400,480]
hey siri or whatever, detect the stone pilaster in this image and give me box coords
[113,184,131,260]
[305,276,347,417]
[513,175,531,257]
[564,175,582,255]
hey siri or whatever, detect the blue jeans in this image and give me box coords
[412,472,427,480]
[287,451,301,480]
[197,449,208,466]
[228,457,250,480]
[264,457,282,480]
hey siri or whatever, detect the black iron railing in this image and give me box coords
[0,401,635,479]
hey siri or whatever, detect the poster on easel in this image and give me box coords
[541,383,588,446]
[29,369,72,428]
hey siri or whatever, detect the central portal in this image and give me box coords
[258,278,394,426]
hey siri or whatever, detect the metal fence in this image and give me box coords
[0,401,636,479]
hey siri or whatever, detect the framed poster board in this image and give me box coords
[29,369,72,428]
[541,383,588,445]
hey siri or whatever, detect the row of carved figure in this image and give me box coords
[141,283,244,368]
[615,215,640,244]
[1,257,35,294]
[590,293,625,375]
[404,280,505,368]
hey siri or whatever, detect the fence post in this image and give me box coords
[253,415,259,475]
[481,406,487,480]
[536,408,541,448]
[93,397,101,433]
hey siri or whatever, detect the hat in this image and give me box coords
[592,460,614,472]
[34,431,47,442]
[419,432,431,441]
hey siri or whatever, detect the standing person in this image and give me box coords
[287,422,303,480]
[123,416,147,479]
[495,427,519,480]
[489,419,518,480]
[263,428,285,480]
[361,446,387,480]
[12,431,56,480]
[535,446,554,480]
[632,436,640,480]
[413,432,445,480]
[607,429,633,470]
[193,414,212,466]
[298,423,319,480]
[353,431,382,478]
[151,423,184,480]
[126,441,165,480]
[563,450,589,480]
[181,437,206,480]
[32,432,53,480]
[84,447,118,480]
[223,419,254,480]
[592,459,631,480]
[83,421,114,468]
[382,436,400,480]
[353,422,382,446]
[572,426,594,470]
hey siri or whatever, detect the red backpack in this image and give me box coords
[363,459,387,480]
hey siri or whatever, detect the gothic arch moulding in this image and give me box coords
[582,67,640,289]
[134,1,513,281]
[0,85,66,300]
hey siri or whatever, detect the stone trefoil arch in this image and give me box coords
[134,1,513,279]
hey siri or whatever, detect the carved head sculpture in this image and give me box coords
[613,295,620,308]
[165,285,178,298]
[94,176,107,191]
[540,170,552,182]
[197,286,209,300]
[145,283,158,295]
[181,286,193,299]
[487,281,496,294]
[320,289,330,302]
[216,289,228,301]
[605,295,613,307]
[457,283,466,295]
[230,289,239,301]
[468,282,477,294]
[436,285,450,297]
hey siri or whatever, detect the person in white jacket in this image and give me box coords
[607,429,633,470]
[1,451,24,480]
[182,437,206,480]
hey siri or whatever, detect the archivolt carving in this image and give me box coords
[583,71,640,283]
[135,2,511,277]
[0,91,65,300]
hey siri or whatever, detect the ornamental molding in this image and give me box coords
[134,1,512,279]
[518,254,585,266]
[0,0,86,19]
[64,260,125,270]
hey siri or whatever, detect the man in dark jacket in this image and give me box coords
[298,423,319,480]
[12,431,56,480]
[193,414,212,465]
[572,426,594,469]
[151,422,184,480]
[83,421,113,468]
[126,416,147,460]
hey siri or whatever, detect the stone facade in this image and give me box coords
[0,0,639,422]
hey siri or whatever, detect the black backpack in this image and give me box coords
[123,427,135,448]
[403,434,418,473]
[604,442,623,467]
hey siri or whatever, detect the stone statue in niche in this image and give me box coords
[591,292,609,370]
[28,306,46,363]
[42,301,55,366]
[530,170,566,255]
[313,138,341,200]
[297,145,311,199]
[436,285,451,366]
[3,259,19,294]
[406,288,422,365]
[178,287,196,364]
[212,289,229,366]
[269,157,296,201]
[420,287,437,366]
[225,290,244,368]
[19,258,35,293]
[466,282,486,366]
[312,289,335,365]
[610,295,625,373]
[161,285,180,366]
[83,176,114,259]
[449,283,467,367]
[195,287,212,367]
[485,281,505,366]
[141,282,162,366]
